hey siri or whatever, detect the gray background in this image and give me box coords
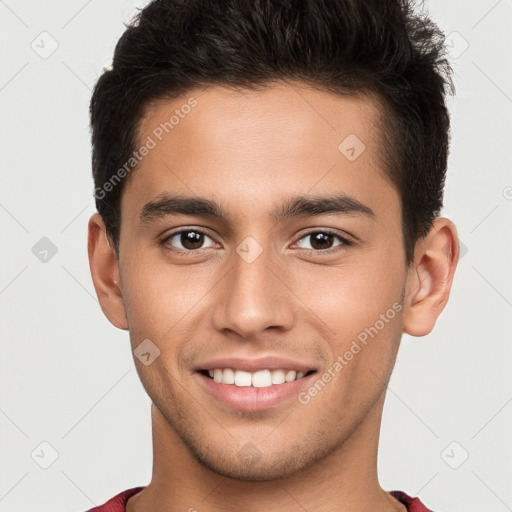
[0,1,511,511]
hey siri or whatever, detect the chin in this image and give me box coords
[195,453,306,481]
[185,437,324,482]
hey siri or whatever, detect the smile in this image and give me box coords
[196,369,318,412]
[201,368,315,387]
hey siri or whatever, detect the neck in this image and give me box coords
[127,392,405,512]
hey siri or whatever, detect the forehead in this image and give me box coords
[137,82,382,157]
[122,82,395,219]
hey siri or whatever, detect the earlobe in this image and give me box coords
[403,218,459,337]
[87,213,129,330]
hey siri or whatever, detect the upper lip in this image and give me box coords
[195,356,317,373]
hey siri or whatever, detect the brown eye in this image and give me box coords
[163,229,216,251]
[309,232,335,250]
[180,231,204,250]
[295,231,351,252]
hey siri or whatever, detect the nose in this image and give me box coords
[211,243,295,339]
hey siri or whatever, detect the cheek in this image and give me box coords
[295,254,405,387]
[120,254,207,342]
[300,257,403,330]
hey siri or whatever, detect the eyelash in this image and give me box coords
[160,228,353,256]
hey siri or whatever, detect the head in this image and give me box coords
[88,0,459,482]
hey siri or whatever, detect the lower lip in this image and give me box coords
[196,372,316,411]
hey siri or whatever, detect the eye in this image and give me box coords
[294,230,352,252]
[162,229,217,252]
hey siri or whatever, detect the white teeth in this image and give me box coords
[252,370,272,388]
[234,370,252,387]
[221,368,235,385]
[285,370,297,382]
[204,368,309,387]
[271,369,285,385]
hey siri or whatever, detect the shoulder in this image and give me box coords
[389,490,437,512]
[84,486,145,512]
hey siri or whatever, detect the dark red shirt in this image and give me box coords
[85,486,435,511]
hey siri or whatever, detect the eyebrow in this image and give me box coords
[139,192,375,224]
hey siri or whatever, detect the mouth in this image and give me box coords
[198,368,317,387]
[195,367,318,411]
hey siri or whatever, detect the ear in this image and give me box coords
[403,217,459,337]
[87,213,128,330]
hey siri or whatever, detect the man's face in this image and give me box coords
[117,82,408,480]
